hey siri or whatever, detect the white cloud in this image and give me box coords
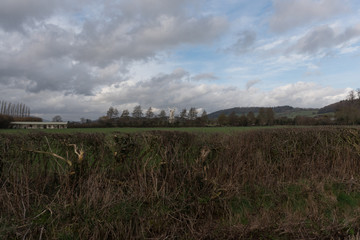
[268,82,348,107]
[92,70,348,116]
[0,0,228,96]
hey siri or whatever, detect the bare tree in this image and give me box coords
[188,107,198,120]
[0,101,6,115]
[146,107,155,118]
[347,90,356,102]
[52,115,63,122]
[132,105,143,118]
[106,106,119,119]
[158,110,166,119]
[201,110,208,123]
[180,108,187,119]
[121,109,130,118]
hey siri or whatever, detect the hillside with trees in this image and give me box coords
[333,89,360,124]
[207,106,318,120]
[71,89,360,128]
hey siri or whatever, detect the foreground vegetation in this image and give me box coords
[1,127,360,239]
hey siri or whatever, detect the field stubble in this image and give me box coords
[1,127,360,239]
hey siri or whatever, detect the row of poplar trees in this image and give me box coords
[0,101,31,117]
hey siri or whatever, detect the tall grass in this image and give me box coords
[1,128,360,239]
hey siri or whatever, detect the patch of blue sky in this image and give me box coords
[315,56,360,88]
[171,45,226,74]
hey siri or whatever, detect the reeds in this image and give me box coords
[1,128,360,239]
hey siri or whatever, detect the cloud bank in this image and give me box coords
[0,0,359,120]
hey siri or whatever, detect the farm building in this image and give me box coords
[10,122,68,129]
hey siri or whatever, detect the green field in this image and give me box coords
[0,126,290,134]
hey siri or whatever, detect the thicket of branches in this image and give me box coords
[2,129,360,238]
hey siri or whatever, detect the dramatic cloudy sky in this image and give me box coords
[1,0,360,121]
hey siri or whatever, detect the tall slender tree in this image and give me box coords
[121,109,130,118]
[146,107,155,118]
[180,108,187,119]
[158,110,166,119]
[188,107,198,120]
[132,105,143,118]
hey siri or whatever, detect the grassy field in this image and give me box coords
[1,127,360,239]
[0,126,289,134]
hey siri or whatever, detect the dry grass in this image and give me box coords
[1,128,360,239]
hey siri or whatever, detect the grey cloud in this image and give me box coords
[140,68,189,87]
[246,79,261,90]
[0,25,102,95]
[0,0,54,31]
[0,0,76,31]
[226,31,256,55]
[0,57,96,95]
[270,0,349,33]
[72,0,228,66]
[288,25,360,55]
[118,0,193,20]
[192,73,219,81]
[0,0,228,96]
[74,15,228,66]
[0,85,105,121]
[98,69,222,110]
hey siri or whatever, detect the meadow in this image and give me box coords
[1,126,360,239]
[0,126,282,134]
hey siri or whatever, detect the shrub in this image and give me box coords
[0,114,14,128]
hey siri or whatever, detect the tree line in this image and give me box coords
[72,105,209,128]
[0,101,30,117]
[73,105,301,128]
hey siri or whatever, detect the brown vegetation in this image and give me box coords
[1,128,360,239]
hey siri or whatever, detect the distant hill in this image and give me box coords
[207,106,319,120]
[318,100,349,114]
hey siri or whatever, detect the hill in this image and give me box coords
[207,106,319,120]
[318,100,351,114]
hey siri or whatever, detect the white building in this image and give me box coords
[10,122,68,129]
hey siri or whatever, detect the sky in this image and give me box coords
[1,0,360,121]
